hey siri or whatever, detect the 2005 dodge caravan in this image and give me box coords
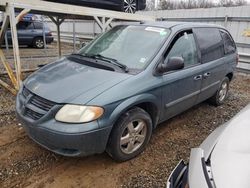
[16,22,237,162]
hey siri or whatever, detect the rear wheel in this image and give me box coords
[33,37,44,49]
[123,0,137,13]
[209,77,229,106]
[106,107,152,162]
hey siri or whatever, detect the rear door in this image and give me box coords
[193,27,227,103]
[7,21,35,45]
[160,30,203,121]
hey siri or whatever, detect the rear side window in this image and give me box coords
[17,21,34,30]
[33,22,44,29]
[220,30,236,54]
[193,28,224,63]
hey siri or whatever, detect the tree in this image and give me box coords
[219,0,234,7]
[234,0,247,6]
[157,0,248,10]
[145,0,156,11]
[159,0,174,10]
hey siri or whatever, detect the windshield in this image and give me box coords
[79,25,170,70]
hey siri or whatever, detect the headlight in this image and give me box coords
[55,104,104,123]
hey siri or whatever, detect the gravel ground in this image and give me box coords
[0,43,74,72]
[0,66,249,188]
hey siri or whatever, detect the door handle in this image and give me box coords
[194,75,202,81]
[204,72,211,78]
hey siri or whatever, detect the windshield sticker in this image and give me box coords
[160,31,168,36]
[140,58,146,63]
[145,27,166,34]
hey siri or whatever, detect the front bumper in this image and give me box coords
[16,90,112,157]
[46,36,54,44]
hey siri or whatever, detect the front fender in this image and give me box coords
[108,93,161,127]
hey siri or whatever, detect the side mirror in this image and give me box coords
[157,57,184,73]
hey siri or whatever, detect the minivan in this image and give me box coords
[16,22,237,162]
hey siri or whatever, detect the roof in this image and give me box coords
[140,21,225,29]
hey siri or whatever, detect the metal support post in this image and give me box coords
[42,16,47,49]
[94,16,113,33]
[4,31,9,52]
[73,19,76,52]
[50,16,64,57]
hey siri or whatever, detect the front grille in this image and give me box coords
[22,86,31,98]
[21,86,56,121]
[30,95,55,112]
[24,108,44,120]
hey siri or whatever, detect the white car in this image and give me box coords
[167,104,250,188]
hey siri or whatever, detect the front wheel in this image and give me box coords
[106,107,152,162]
[123,0,137,13]
[209,77,229,106]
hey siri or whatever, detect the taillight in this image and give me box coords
[236,53,239,65]
[48,31,52,36]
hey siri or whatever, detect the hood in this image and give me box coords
[24,57,131,104]
[210,104,250,188]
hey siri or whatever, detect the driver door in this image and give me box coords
[160,30,203,121]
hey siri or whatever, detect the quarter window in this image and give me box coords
[17,21,34,30]
[33,22,44,29]
[165,31,198,67]
[220,30,236,54]
[193,28,224,63]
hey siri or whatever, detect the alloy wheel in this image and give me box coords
[124,0,137,14]
[218,82,228,102]
[120,119,147,154]
[35,39,44,48]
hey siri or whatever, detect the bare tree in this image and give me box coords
[159,0,174,10]
[219,0,234,7]
[158,0,248,10]
[234,0,247,6]
[145,0,156,11]
[198,0,214,8]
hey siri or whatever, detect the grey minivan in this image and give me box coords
[16,22,237,162]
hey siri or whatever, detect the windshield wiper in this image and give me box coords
[71,53,93,58]
[90,54,129,72]
[71,53,128,72]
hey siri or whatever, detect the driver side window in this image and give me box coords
[165,31,199,67]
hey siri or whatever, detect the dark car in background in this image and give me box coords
[45,0,147,13]
[2,20,54,48]
[167,104,250,188]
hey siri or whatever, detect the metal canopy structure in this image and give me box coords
[0,0,155,94]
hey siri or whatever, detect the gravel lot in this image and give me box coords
[0,46,249,187]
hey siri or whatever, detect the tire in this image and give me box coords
[33,37,44,49]
[123,0,137,13]
[209,77,230,106]
[106,107,152,162]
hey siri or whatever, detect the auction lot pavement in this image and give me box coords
[0,46,249,188]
